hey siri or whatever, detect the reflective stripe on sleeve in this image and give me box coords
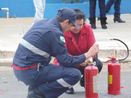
[57,78,73,87]
[20,39,50,58]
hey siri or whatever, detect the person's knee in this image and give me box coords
[69,68,81,85]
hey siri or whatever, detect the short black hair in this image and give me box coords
[74,9,86,21]
[56,16,65,22]
[56,17,73,25]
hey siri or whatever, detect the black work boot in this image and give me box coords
[114,14,125,23]
[27,89,45,98]
[89,17,96,29]
[100,17,107,29]
[65,87,75,94]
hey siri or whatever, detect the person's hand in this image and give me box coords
[79,58,92,67]
[79,62,87,67]
[84,44,99,59]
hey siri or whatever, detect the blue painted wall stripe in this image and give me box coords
[0,0,131,18]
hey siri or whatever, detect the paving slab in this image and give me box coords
[0,14,131,98]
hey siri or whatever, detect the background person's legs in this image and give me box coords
[99,0,107,29]
[89,0,97,29]
[33,0,45,23]
[106,0,114,13]
[114,0,125,23]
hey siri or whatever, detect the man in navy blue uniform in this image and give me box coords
[106,0,125,23]
[12,8,99,98]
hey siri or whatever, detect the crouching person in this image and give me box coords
[53,9,103,94]
[12,8,99,98]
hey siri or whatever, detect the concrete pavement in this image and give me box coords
[0,14,131,65]
[0,14,131,98]
[0,63,131,98]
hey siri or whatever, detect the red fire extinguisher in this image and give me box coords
[107,38,129,95]
[108,57,121,95]
[84,63,98,98]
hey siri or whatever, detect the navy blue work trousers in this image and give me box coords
[13,64,81,98]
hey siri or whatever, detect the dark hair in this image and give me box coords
[74,9,86,22]
[56,16,65,22]
[56,16,74,25]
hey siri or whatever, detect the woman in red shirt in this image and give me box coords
[53,9,103,94]
[64,9,103,94]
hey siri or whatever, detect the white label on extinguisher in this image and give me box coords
[108,75,112,84]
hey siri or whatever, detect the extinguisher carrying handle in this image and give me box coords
[110,38,129,62]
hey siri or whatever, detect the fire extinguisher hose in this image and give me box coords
[110,38,129,62]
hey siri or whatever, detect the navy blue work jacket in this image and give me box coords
[13,18,86,67]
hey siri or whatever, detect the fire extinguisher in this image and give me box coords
[108,57,120,95]
[107,38,129,95]
[84,63,99,98]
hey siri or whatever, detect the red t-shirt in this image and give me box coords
[53,23,95,65]
[64,23,95,56]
